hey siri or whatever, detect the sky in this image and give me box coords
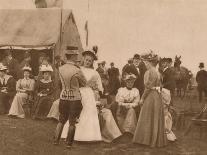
[63,0,207,74]
[0,0,207,73]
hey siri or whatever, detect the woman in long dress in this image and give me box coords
[133,52,167,147]
[8,66,35,118]
[32,65,54,120]
[115,73,140,134]
[61,50,121,142]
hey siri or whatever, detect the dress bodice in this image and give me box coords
[36,80,54,95]
[116,87,140,103]
[144,67,161,89]
[17,78,35,90]
[81,67,103,92]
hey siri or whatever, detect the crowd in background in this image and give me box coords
[1,47,205,149]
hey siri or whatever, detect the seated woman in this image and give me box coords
[0,63,16,114]
[8,66,35,118]
[32,65,54,120]
[115,73,140,135]
[61,49,121,142]
[161,88,176,142]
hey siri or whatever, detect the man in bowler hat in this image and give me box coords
[53,46,86,148]
[196,62,207,103]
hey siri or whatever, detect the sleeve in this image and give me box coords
[133,89,140,105]
[7,77,16,96]
[115,88,125,103]
[76,70,87,87]
[16,80,21,92]
[141,70,152,101]
[96,71,104,92]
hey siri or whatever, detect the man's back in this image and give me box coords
[59,63,86,101]
[196,70,207,86]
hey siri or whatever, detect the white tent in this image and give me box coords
[0,0,36,9]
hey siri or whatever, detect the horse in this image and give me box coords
[173,56,192,98]
[159,56,192,98]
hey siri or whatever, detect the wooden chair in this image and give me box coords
[184,104,207,138]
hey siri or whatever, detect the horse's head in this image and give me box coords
[158,57,165,73]
[174,55,182,68]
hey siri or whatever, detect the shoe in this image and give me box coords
[53,141,59,145]
[66,144,72,149]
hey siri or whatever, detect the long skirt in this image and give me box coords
[8,93,28,118]
[133,90,167,147]
[47,99,60,120]
[62,87,102,141]
[99,108,122,142]
[116,106,137,134]
[33,96,53,119]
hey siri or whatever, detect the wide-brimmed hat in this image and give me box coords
[141,51,159,62]
[133,54,140,60]
[0,63,8,71]
[124,73,137,81]
[199,62,204,68]
[22,66,32,72]
[40,65,53,72]
[82,50,97,60]
[65,46,79,55]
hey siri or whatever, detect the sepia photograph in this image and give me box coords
[0,0,207,154]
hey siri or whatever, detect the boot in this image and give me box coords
[66,125,75,148]
[53,123,64,145]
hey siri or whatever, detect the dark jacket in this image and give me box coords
[162,67,176,91]
[108,67,120,95]
[3,58,20,80]
[196,69,207,89]
[123,62,147,96]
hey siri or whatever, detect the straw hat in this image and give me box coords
[22,66,32,72]
[0,63,8,71]
[124,73,137,81]
[40,65,53,72]
[141,50,159,62]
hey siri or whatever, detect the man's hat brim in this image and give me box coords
[82,51,97,60]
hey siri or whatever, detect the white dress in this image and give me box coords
[116,87,140,134]
[61,67,102,141]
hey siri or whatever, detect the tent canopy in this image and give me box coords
[0,8,74,49]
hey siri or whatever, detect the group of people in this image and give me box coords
[49,47,177,149]
[0,49,57,119]
[0,47,177,149]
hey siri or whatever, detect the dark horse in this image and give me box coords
[173,56,192,98]
[159,56,192,98]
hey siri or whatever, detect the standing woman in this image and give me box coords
[33,65,54,120]
[61,49,121,142]
[9,66,35,118]
[133,52,167,147]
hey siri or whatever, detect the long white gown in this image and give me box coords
[61,67,102,141]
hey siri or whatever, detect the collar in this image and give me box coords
[40,79,52,83]
[163,66,169,72]
[66,61,75,65]
[126,87,132,90]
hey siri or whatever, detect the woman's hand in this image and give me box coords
[139,99,144,106]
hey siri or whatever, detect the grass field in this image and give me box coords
[0,88,207,155]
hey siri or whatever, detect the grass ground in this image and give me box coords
[0,88,207,155]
